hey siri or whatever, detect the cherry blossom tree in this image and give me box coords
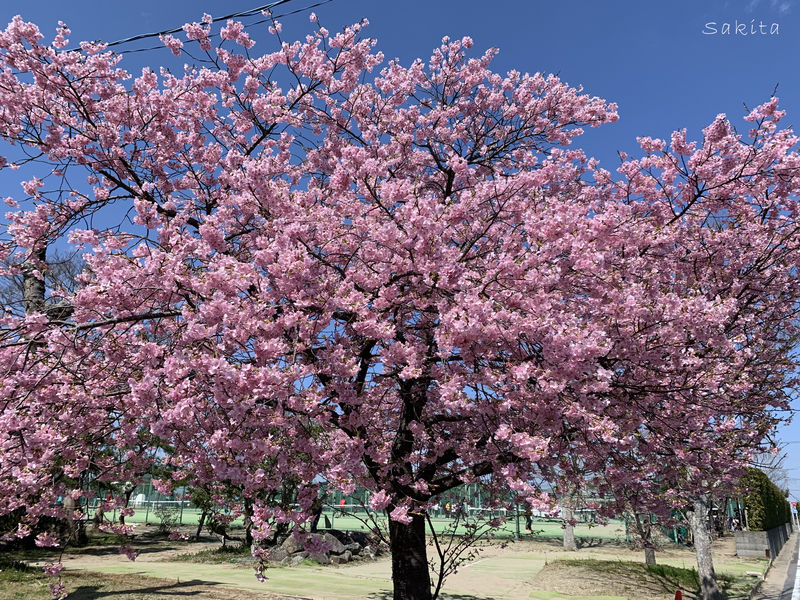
[0,14,798,600]
[569,100,800,598]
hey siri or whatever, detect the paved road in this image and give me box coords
[755,532,799,600]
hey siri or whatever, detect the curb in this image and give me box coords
[746,546,775,599]
[746,531,797,600]
[747,570,766,600]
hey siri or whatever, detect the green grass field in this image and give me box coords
[109,504,630,544]
[1,532,767,600]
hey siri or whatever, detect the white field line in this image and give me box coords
[460,558,487,569]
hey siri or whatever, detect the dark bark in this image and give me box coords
[389,511,432,600]
[688,496,722,600]
[119,487,135,525]
[195,510,207,541]
[309,496,323,533]
[244,498,254,547]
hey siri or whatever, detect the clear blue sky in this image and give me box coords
[2,0,800,498]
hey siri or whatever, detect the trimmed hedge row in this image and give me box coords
[741,468,791,531]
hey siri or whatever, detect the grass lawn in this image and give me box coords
[527,558,760,600]
[0,565,277,600]
[1,528,768,600]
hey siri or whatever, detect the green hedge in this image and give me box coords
[741,468,791,531]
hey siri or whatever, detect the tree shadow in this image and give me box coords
[576,537,605,549]
[66,543,181,557]
[651,573,700,600]
[68,579,225,599]
[649,569,749,600]
[365,593,502,600]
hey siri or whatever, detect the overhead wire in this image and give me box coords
[104,0,293,48]
[68,0,335,56]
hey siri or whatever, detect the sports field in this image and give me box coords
[95,502,630,543]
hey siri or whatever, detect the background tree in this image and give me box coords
[0,248,82,316]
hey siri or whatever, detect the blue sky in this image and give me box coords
[2,0,800,499]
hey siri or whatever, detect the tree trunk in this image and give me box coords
[633,513,656,565]
[22,248,47,316]
[93,505,104,531]
[562,505,577,551]
[63,496,76,543]
[389,511,431,600]
[688,496,722,600]
[120,487,135,525]
[310,496,323,533]
[195,510,207,541]
[244,498,254,547]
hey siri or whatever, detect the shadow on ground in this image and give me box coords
[576,537,606,549]
[68,579,225,599]
[365,594,502,600]
[64,542,182,558]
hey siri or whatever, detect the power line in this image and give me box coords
[66,0,334,56]
[104,0,294,49]
[231,0,336,31]
[117,0,333,54]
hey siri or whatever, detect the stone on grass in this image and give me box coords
[281,535,304,554]
[343,542,361,554]
[309,551,330,565]
[330,550,352,565]
[268,547,289,562]
[290,553,308,567]
[320,532,346,554]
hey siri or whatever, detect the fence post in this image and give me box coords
[515,504,521,539]
[180,500,185,524]
[145,501,150,525]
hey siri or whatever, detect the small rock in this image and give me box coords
[281,535,304,554]
[347,531,370,546]
[290,554,307,567]
[330,550,352,565]
[320,532,346,554]
[309,552,331,565]
[268,547,289,563]
[343,542,361,554]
